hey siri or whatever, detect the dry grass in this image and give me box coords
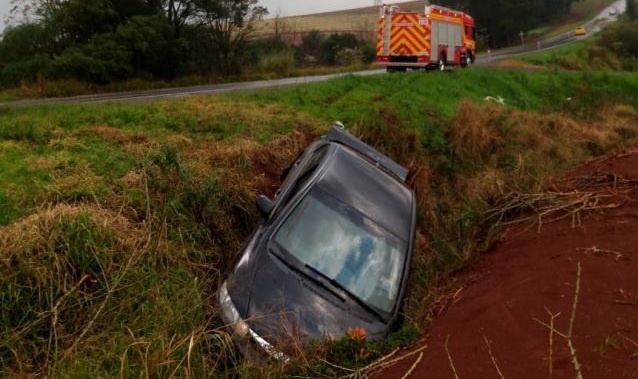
[448,101,503,161]
[0,203,145,259]
[450,100,638,202]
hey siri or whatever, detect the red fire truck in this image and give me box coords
[376,4,476,72]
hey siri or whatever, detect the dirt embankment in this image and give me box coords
[373,147,638,379]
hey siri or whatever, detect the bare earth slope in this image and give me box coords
[373,147,638,378]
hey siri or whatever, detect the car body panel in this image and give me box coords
[232,249,388,341]
[325,126,409,181]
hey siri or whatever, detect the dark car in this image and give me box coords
[218,124,416,360]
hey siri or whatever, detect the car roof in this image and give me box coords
[315,144,414,241]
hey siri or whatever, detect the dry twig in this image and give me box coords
[487,191,617,232]
[544,308,561,379]
[533,262,583,379]
[580,245,624,261]
[342,344,427,379]
[483,334,505,379]
[567,262,583,379]
[400,352,424,379]
[444,335,460,379]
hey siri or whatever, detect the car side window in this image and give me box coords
[272,145,329,217]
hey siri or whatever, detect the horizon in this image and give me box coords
[0,1,414,33]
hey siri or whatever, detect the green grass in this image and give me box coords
[231,68,638,121]
[1,67,638,377]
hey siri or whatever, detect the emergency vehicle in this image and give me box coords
[376,3,476,72]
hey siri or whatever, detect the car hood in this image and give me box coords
[229,248,388,345]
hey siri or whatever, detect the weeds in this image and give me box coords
[259,51,296,76]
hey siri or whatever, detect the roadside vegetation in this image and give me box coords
[0,0,621,100]
[1,67,638,377]
[520,7,638,71]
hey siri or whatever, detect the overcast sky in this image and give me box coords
[0,1,12,33]
[0,1,408,34]
[260,0,385,17]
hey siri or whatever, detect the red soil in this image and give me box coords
[374,147,638,379]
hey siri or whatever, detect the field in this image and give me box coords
[255,0,617,42]
[1,67,638,377]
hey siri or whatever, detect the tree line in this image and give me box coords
[435,0,586,48]
[0,0,374,88]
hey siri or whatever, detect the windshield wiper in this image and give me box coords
[269,246,387,321]
[268,247,347,302]
[304,264,387,323]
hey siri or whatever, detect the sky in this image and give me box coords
[259,0,385,17]
[0,1,12,33]
[0,1,407,33]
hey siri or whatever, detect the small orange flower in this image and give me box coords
[346,327,367,342]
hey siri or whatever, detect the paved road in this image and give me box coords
[0,70,384,108]
[0,0,625,108]
[477,0,626,65]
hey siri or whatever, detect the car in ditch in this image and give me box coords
[218,124,416,360]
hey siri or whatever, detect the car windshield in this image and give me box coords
[272,187,406,316]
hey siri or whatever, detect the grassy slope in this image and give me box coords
[1,67,638,377]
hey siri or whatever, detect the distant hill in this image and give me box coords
[255,1,424,41]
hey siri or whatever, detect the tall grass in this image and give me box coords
[0,68,637,377]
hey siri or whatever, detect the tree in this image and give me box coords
[319,33,359,65]
[0,23,52,86]
[627,0,638,21]
[165,0,194,37]
[192,0,268,75]
[115,14,189,79]
[49,33,132,83]
[300,30,324,62]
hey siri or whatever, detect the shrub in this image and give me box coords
[319,33,359,65]
[335,48,364,66]
[259,50,296,75]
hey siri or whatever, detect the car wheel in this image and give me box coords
[438,55,446,71]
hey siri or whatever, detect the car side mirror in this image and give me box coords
[256,195,274,218]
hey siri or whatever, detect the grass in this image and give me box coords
[1,66,638,377]
[518,35,625,71]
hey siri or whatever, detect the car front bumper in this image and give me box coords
[217,281,289,362]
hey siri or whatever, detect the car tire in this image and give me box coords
[438,54,447,71]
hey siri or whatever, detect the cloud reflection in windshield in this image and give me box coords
[273,190,404,313]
